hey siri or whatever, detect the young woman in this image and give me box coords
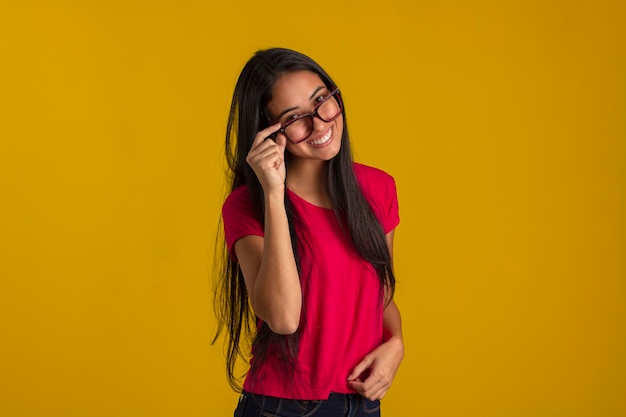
[214,48,403,417]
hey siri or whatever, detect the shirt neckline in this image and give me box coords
[286,189,333,211]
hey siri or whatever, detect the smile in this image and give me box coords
[307,128,332,146]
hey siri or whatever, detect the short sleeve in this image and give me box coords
[381,175,400,233]
[353,163,400,234]
[222,186,264,261]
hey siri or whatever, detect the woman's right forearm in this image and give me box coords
[253,189,302,334]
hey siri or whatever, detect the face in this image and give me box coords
[266,71,343,163]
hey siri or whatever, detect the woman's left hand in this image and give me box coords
[347,336,404,401]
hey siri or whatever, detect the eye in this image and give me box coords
[283,113,301,124]
[314,94,327,104]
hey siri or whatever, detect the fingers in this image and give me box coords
[246,123,287,190]
[247,124,284,165]
[349,376,391,401]
[347,357,372,381]
[274,132,287,150]
[249,123,284,153]
[247,142,284,171]
[348,356,393,401]
[252,123,281,147]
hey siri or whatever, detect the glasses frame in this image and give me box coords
[272,88,343,144]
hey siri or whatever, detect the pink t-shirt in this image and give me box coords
[222,163,400,400]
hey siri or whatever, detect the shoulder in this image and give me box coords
[353,162,400,232]
[222,185,264,259]
[353,162,396,190]
[222,185,261,229]
[223,185,254,214]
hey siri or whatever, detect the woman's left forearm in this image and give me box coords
[383,299,403,350]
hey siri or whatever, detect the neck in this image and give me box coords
[286,160,330,208]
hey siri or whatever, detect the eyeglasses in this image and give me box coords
[272,88,343,144]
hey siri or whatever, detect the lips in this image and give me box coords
[307,127,332,146]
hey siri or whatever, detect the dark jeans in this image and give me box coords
[234,390,381,417]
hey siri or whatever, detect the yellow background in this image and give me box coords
[1,1,624,416]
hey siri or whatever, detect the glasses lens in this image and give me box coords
[284,118,312,143]
[317,95,342,122]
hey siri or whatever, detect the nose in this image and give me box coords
[311,115,327,132]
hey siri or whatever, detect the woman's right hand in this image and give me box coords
[246,123,287,192]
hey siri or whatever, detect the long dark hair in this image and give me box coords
[212,48,395,392]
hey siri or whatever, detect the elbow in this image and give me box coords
[269,321,299,335]
[266,313,300,335]
[251,294,302,335]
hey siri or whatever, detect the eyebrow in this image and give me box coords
[274,85,327,121]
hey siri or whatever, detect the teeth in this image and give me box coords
[309,128,332,145]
